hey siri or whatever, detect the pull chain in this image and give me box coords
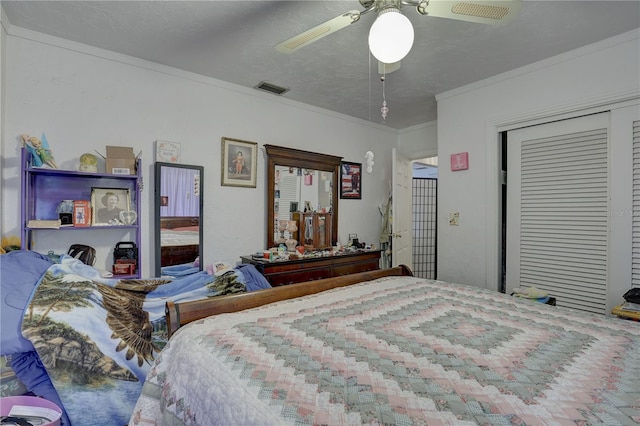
[380,68,389,123]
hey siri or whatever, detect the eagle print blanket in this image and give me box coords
[21,256,247,425]
[131,276,640,425]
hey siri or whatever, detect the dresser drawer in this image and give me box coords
[267,267,332,286]
[241,250,382,287]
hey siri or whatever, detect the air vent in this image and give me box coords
[254,81,289,96]
[451,2,510,20]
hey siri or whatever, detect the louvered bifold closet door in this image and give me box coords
[277,174,300,222]
[632,120,640,288]
[507,113,609,315]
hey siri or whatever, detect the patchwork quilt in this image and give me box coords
[131,276,640,425]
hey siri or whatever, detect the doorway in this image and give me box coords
[412,158,438,279]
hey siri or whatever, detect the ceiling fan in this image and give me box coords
[276,0,521,67]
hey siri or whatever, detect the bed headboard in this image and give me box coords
[160,216,200,229]
[165,265,413,337]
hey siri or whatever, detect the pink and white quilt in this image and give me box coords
[130,276,640,425]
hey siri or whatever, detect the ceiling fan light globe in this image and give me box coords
[368,9,414,64]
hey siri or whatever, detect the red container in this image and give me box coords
[113,263,133,275]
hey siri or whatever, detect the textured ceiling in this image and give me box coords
[2,1,639,130]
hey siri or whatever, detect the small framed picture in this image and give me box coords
[155,140,181,163]
[340,161,362,200]
[221,137,258,188]
[450,152,469,171]
[73,200,91,227]
[91,187,131,225]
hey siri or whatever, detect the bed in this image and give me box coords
[0,250,271,425]
[131,267,640,425]
[160,216,200,267]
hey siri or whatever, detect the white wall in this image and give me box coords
[2,24,402,276]
[398,121,437,159]
[436,30,640,312]
[0,9,6,238]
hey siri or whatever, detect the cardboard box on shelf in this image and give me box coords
[104,146,137,175]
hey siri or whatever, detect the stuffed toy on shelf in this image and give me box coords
[20,133,58,168]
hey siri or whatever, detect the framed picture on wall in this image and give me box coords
[221,137,258,188]
[340,161,362,200]
[155,140,181,163]
[91,187,131,225]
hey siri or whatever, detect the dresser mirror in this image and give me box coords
[154,162,204,276]
[265,145,342,249]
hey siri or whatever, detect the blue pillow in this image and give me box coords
[1,250,52,355]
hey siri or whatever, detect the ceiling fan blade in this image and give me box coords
[378,61,401,74]
[424,0,521,24]
[276,10,361,54]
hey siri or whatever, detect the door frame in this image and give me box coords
[392,149,439,271]
[485,94,640,294]
[392,148,413,268]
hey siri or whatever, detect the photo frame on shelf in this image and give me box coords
[340,161,362,200]
[91,187,131,225]
[73,200,91,227]
[221,137,258,188]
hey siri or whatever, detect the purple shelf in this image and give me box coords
[26,225,138,230]
[21,148,143,278]
[27,166,141,179]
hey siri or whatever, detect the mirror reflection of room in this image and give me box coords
[274,165,333,248]
[274,166,332,218]
[156,163,203,276]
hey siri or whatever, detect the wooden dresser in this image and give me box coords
[240,250,382,286]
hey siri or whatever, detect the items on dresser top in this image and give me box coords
[241,249,382,286]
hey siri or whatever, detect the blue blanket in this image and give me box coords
[6,253,269,425]
[1,250,53,354]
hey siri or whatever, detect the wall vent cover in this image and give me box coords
[254,81,289,96]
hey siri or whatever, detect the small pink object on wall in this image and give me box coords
[450,152,469,171]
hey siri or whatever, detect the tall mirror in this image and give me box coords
[265,145,342,249]
[154,162,204,276]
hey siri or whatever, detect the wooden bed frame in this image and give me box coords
[160,216,200,267]
[165,265,413,337]
[160,216,200,229]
